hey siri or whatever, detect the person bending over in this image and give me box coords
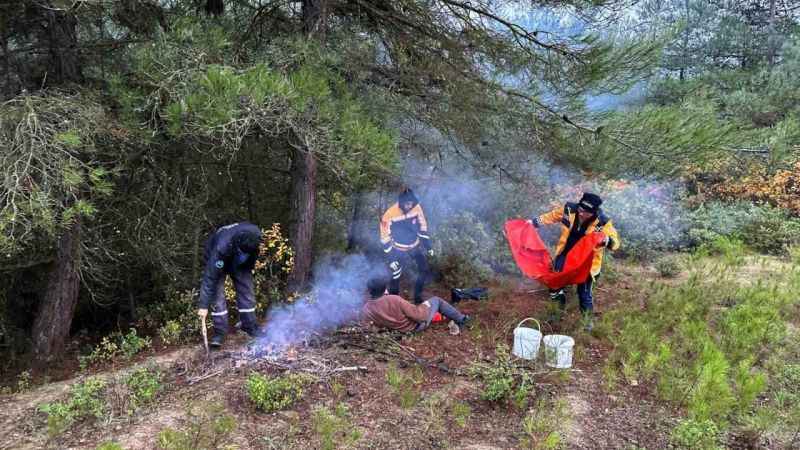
[362,277,471,333]
[197,222,265,348]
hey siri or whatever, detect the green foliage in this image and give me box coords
[469,344,532,404]
[246,372,311,412]
[139,290,200,346]
[312,403,362,450]
[385,363,422,409]
[39,377,107,436]
[433,212,512,287]
[79,328,152,370]
[156,402,236,450]
[670,419,721,450]
[157,320,182,346]
[15,370,32,393]
[96,443,126,450]
[520,397,570,450]
[604,251,800,441]
[451,401,471,428]
[655,255,682,278]
[125,366,163,410]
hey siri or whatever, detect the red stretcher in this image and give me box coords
[504,219,605,290]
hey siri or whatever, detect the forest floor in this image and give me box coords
[1,261,692,450]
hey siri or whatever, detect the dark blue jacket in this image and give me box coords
[198,222,261,308]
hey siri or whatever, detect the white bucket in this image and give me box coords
[543,334,575,369]
[512,318,542,360]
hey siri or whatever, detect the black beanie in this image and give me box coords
[398,188,418,206]
[578,192,603,213]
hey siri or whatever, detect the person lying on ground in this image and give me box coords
[380,188,433,304]
[528,192,621,331]
[197,222,266,348]
[361,277,471,333]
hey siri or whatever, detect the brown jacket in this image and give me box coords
[362,295,430,332]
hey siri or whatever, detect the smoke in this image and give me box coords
[255,253,385,349]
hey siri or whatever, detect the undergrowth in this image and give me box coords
[313,402,362,450]
[79,328,152,370]
[246,372,312,412]
[157,401,236,450]
[602,246,800,448]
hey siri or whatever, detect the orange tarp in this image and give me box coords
[504,219,605,290]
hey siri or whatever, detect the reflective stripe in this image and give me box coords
[388,211,420,223]
[418,233,430,239]
[392,273,402,279]
[393,239,419,250]
[211,310,228,316]
[238,308,256,313]
[383,246,393,253]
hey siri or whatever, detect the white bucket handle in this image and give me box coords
[516,318,541,333]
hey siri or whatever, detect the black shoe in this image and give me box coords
[209,334,224,348]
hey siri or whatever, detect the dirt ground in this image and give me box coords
[0,264,683,450]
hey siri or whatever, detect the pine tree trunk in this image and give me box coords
[286,0,328,291]
[287,146,317,291]
[41,1,81,86]
[32,219,82,363]
[346,191,365,252]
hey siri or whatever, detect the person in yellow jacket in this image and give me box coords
[380,188,433,304]
[529,192,620,329]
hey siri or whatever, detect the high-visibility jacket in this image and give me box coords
[534,202,620,276]
[380,203,430,253]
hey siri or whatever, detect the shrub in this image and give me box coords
[137,290,199,345]
[125,366,163,409]
[670,419,721,450]
[469,344,532,404]
[739,209,800,256]
[655,255,682,278]
[15,370,32,393]
[39,377,107,436]
[80,328,152,369]
[433,212,512,287]
[246,372,310,412]
[157,402,235,450]
[687,201,800,255]
[600,181,690,259]
[157,320,182,346]
[312,403,361,450]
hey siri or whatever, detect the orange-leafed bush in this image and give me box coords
[709,162,800,215]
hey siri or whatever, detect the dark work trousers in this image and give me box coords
[415,296,465,332]
[387,246,431,303]
[550,251,596,313]
[210,269,258,337]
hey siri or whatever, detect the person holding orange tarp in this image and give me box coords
[507,193,620,331]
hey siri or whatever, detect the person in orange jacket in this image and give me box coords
[380,188,432,304]
[530,192,620,329]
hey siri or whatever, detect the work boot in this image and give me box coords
[209,334,225,348]
[581,311,594,333]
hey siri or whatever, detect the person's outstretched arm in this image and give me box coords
[531,205,563,228]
